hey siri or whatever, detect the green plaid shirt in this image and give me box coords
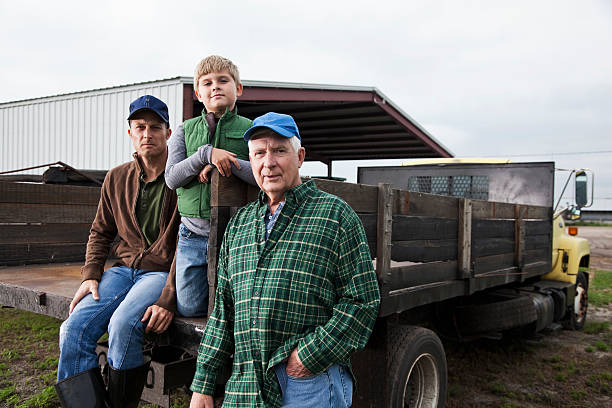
[190,180,380,407]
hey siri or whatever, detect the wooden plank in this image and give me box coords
[0,203,98,224]
[473,252,515,275]
[393,190,459,218]
[471,200,550,220]
[379,280,465,316]
[359,214,457,244]
[472,235,548,258]
[207,206,232,316]
[0,224,91,244]
[458,199,472,278]
[515,205,525,272]
[473,219,515,238]
[525,220,551,235]
[210,172,253,208]
[389,260,457,291]
[525,234,551,250]
[0,181,101,205]
[313,178,378,213]
[392,216,457,240]
[472,237,514,257]
[473,248,549,275]
[376,184,392,294]
[0,243,86,265]
[391,239,457,262]
[473,219,551,238]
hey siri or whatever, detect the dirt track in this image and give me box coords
[576,226,612,269]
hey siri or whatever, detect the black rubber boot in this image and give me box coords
[107,356,151,408]
[55,367,111,408]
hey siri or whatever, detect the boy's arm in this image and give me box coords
[231,158,257,186]
[165,125,215,189]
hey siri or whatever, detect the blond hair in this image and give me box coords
[193,55,240,91]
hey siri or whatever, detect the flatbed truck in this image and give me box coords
[0,160,591,407]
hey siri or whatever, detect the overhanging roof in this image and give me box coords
[186,79,453,163]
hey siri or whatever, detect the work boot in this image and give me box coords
[107,356,152,408]
[55,367,110,408]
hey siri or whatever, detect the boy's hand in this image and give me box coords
[211,148,240,177]
[198,165,213,184]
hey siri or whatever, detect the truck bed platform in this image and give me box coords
[0,262,206,353]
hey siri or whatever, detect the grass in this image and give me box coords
[0,307,61,407]
[583,321,610,334]
[590,269,612,306]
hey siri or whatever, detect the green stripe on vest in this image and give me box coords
[177,109,251,219]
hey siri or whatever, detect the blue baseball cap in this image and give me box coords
[127,95,170,125]
[243,112,301,141]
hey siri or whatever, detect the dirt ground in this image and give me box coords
[1,229,611,407]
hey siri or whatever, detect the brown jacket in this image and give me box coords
[81,154,180,312]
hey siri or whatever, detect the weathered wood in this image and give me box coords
[515,205,525,272]
[471,200,550,220]
[207,206,232,316]
[393,190,459,218]
[473,219,551,238]
[473,248,549,275]
[380,280,465,316]
[42,167,107,186]
[458,199,472,278]
[0,243,86,265]
[0,223,91,244]
[314,178,378,213]
[391,239,457,262]
[0,203,98,224]
[0,175,44,183]
[0,181,101,205]
[389,260,458,291]
[210,172,259,207]
[376,184,392,294]
[359,214,457,245]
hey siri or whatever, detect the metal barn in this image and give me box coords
[0,77,452,176]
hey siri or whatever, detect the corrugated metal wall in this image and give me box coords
[1,77,188,174]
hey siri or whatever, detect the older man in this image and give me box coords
[55,95,181,408]
[190,112,380,407]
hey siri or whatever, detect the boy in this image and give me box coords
[165,55,255,317]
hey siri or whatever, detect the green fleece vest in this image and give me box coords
[177,110,251,219]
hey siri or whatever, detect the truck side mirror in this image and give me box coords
[575,170,587,208]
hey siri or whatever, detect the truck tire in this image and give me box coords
[387,325,447,408]
[564,271,588,330]
[453,296,537,335]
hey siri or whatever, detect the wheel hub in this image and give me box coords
[403,353,439,407]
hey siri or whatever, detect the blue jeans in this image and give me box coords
[274,363,353,407]
[57,266,167,380]
[175,223,209,317]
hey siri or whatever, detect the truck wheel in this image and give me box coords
[565,271,588,330]
[387,325,447,408]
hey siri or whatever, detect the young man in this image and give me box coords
[56,95,181,408]
[189,113,381,407]
[165,55,255,317]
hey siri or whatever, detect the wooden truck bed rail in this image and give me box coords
[208,173,553,317]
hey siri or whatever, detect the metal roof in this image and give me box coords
[183,77,454,163]
[2,76,453,164]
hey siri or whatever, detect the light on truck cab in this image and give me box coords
[568,226,578,236]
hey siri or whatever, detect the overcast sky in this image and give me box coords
[1,0,611,209]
